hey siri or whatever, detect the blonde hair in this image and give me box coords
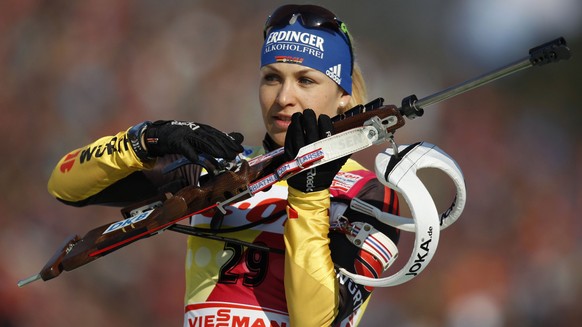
[350,63,368,107]
[340,62,367,115]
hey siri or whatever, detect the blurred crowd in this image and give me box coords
[1,1,580,326]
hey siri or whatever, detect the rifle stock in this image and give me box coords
[17,107,403,286]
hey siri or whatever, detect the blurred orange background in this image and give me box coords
[1,1,580,326]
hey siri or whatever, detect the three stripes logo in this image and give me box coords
[326,64,342,84]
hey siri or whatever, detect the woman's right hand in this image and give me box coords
[142,120,244,163]
[284,109,348,192]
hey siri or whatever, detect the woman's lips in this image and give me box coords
[273,115,292,129]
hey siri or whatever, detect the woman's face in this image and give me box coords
[259,63,351,146]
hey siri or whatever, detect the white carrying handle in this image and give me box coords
[340,142,466,287]
[351,142,466,232]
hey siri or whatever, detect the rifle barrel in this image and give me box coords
[399,37,571,119]
[416,57,532,110]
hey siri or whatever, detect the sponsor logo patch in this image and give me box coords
[264,30,325,59]
[103,210,153,234]
[326,64,342,84]
[185,302,289,327]
[330,171,363,192]
[59,150,80,173]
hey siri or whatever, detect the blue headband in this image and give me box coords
[261,21,353,94]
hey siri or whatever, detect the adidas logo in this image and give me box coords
[326,64,342,84]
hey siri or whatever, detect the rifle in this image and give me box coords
[17,37,571,287]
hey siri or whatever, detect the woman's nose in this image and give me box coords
[275,81,296,108]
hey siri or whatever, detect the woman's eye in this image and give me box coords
[298,77,314,85]
[263,74,280,83]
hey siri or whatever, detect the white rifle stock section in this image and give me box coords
[294,115,397,167]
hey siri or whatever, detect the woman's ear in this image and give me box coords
[338,93,352,113]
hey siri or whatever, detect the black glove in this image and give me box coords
[285,109,348,192]
[143,120,244,164]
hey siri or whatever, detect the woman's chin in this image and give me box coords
[267,131,286,148]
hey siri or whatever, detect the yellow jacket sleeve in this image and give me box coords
[47,129,154,202]
[285,187,338,326]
